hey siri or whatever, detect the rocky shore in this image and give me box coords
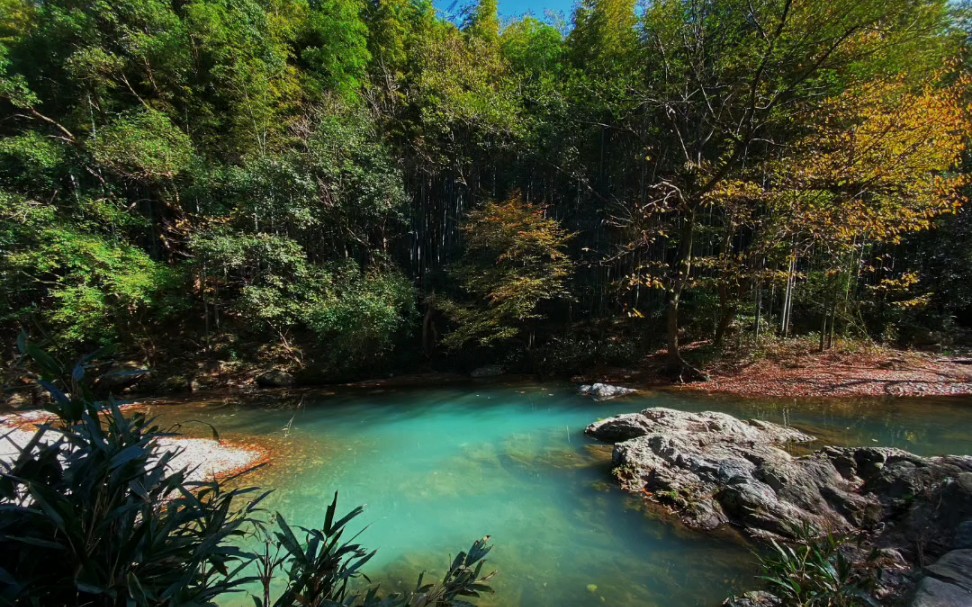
[586,408,972,605]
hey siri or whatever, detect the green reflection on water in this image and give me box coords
[141,383,972,606]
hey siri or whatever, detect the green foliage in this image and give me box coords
[191,229,415,368]
[465,0,500,44]
[0,0,968,371]
[0,193,184,349]
[2,345,496,606]
[0,344,262,604]
[413,20,523,159]
[569,0,638,67]
[89,110,194,182]
[302,265,417,368]
[0,131,68,194]
[752,526,877,607]
[297,0,372,98]
[257,494,493,607]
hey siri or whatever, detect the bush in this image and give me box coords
[750,525,876,607]
[0,342,494,606]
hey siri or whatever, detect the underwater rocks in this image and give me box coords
[587,408,972,604]
[578,383,637,400]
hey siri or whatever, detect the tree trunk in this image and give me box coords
[713,223,737,348]
[714,305,737,348]
[422,295,436,358]
[665,208,706,381]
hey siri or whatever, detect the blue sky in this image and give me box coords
[434,0,577,23]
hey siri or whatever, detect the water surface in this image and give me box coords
[143,383,972,606]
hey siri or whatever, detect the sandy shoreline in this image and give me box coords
[0,409,267,482]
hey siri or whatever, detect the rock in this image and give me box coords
[578,383,637,400]
[587,408,972,543]
[95,364,150,393]
[588,408,824,536]
[588,407,972,607]
[585,415,655,442]
[255,369,295,388]
[923,550,972,593]
[470,365,504,378]
[954,521,972,550]
[723,591,782,607]
[910,578,971,607]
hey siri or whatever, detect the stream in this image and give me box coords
[142,383,972,606]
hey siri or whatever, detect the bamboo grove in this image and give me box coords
[1,0,971,380]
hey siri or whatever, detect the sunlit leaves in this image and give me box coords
[88,109,194,182]
[771,78,969,248]
[441,196,574,349]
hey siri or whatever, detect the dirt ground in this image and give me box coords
[681,345,972,398]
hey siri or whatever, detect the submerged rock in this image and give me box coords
[578,383,637,400]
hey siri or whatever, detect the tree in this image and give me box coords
[616,0,955,374]
[760,78,969,345]
[296,0,372,99]
[568,0,638,67]
[466,0,500,44]
[440,195,574,349]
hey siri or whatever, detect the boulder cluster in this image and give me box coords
[586,408,972,606]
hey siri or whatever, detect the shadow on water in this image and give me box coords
[141,383,972,606]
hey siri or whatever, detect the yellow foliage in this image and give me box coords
[770,77,969,249]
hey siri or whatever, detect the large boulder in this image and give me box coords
[910,550,972,607]
[255,369,295,388]
[95,364,150,394]
[587,408,972,545]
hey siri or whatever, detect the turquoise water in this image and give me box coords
[144,384,972,606]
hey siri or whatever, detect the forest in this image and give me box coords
[2,0,972,385]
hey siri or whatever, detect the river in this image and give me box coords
[141,382,972,606]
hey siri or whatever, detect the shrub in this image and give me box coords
[0,341,494,606]
[753,525,877,607]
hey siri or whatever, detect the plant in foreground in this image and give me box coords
[749,524,877,607]
[0,342,494,606]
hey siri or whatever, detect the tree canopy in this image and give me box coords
[1,0,970,381]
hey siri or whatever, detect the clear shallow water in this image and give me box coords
[143,383,972,606]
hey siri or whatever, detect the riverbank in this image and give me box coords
[574,341,972,399]
[5,341,970,412]
[0,408,268,482]
[683,343,972,398]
